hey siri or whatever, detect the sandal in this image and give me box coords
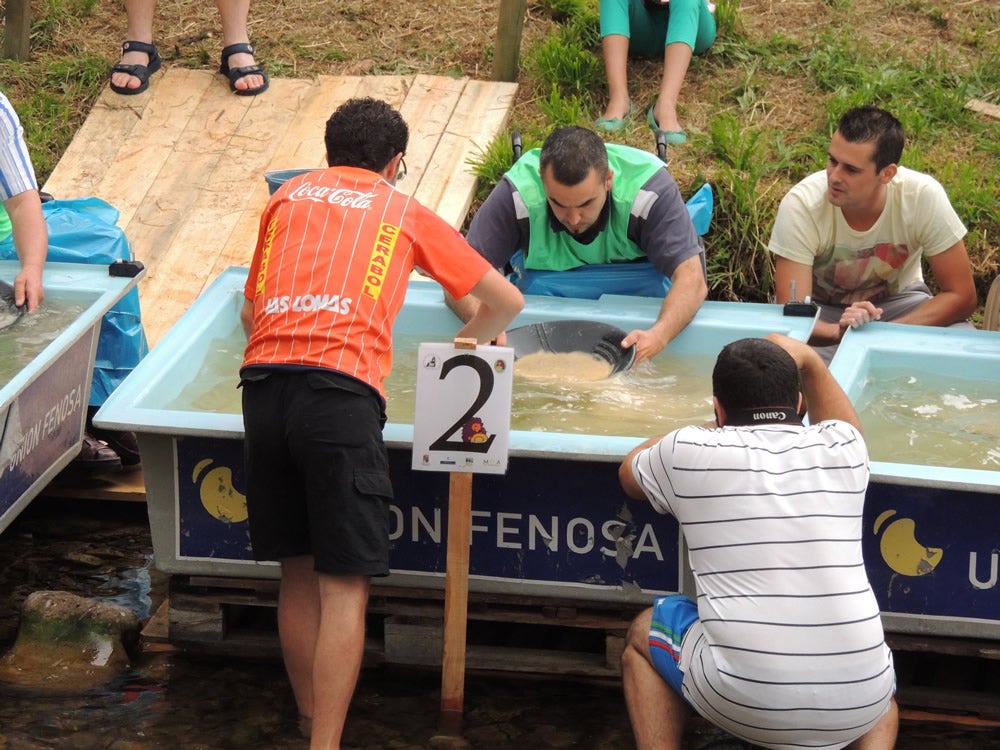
[219,43,270,96]
[595,100,634,133]
[646,104,687,144]
[86,406,141,467]
[109,40,162,96]
[70,433,122,470]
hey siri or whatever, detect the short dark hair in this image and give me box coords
[538,126,609,185]
[712,338,800,412]
[325,97,408,172]
[835,105,904,172]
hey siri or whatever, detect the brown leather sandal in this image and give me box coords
[71,433,122,470]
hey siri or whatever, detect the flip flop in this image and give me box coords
[506,320,636,375]
[595,100,634,133]
[646,105,688,144]
[0,279,25,332]
[220,43,270,96]
[109,40,162,96]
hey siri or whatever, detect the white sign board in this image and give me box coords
[411,342,514,474]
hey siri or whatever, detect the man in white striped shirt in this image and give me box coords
[619,333,897,749]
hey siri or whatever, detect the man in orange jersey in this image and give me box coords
[240,97,524,749]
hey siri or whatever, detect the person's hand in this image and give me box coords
[492,330,508,347]
[621,327,667,364]
[14,265,44,312]
[838,301,882,335]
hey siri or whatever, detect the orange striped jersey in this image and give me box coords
[242,166,491,399]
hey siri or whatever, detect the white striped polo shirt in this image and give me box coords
[631,421,894,749]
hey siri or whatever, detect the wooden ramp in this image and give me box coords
[42,69,518,347]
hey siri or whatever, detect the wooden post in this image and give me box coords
[438,336,477,736]
[493,0,527,83]
[439,470,473,735]
[2,0,31,61]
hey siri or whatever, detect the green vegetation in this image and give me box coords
[480,0,1000,314]
[2,0,998,318]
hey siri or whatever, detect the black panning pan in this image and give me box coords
[0,279,25,332]
[505,319,636,375]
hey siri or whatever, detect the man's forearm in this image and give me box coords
[7,191,47,271]
[651,258,706,344]
[444,288,481,324]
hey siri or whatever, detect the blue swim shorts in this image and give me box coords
[648,594,699,696]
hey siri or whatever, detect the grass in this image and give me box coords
[1,0,998,317]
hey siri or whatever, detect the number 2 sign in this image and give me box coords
[411,341,514,474]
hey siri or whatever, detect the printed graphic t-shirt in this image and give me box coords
[768,166,966,305]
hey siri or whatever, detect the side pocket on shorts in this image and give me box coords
[354,469,394,501]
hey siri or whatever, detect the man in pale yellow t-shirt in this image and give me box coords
[767,105,977,362]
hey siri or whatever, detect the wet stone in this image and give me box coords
[0,590,140,692]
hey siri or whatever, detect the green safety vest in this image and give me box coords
[0,204,11,243]
[505,145,664,271]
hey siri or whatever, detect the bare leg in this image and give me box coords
[215,0,265,92]
[848,697,899,750]
[278,555,322,726]
[309,572,371,749]
[111,0,156,91]
[600,34,632,121]
[651,41,694,133]
[621,608,689,750]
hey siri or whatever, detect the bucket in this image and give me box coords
[263,168,320,196]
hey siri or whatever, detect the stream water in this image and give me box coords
[2,496,1000,749]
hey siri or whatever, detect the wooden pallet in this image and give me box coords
[146,575,1000,720]
[150,575,642,679]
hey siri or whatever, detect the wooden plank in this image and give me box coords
[41,81,160,199]
[398,74,466,206]
[887,633,1000,660]
[966,99,1000,121]
[137,76,315,345]
[141,598,171,642]
[209,75,412,282]
[79,70,215,230]
[119,79,250,264]
[168,594,225,641]
[116,76,258,345]
[40,467,147,502]
[899,685,1000,719]
[418,79,518,228]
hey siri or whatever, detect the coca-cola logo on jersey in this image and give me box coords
[287,182,375,209]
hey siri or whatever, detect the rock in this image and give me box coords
[0,590,140,692]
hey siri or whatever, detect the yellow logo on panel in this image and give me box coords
[873,510,943,577]
[192,458,248,524]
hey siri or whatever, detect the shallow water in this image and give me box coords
[0,296,90,388]
[859,369,1000,471]
[2,497,1000,749]
[164,327,716,438]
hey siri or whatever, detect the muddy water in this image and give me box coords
[2,497,1000,749]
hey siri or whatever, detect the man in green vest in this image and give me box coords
[445,126,707,362]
